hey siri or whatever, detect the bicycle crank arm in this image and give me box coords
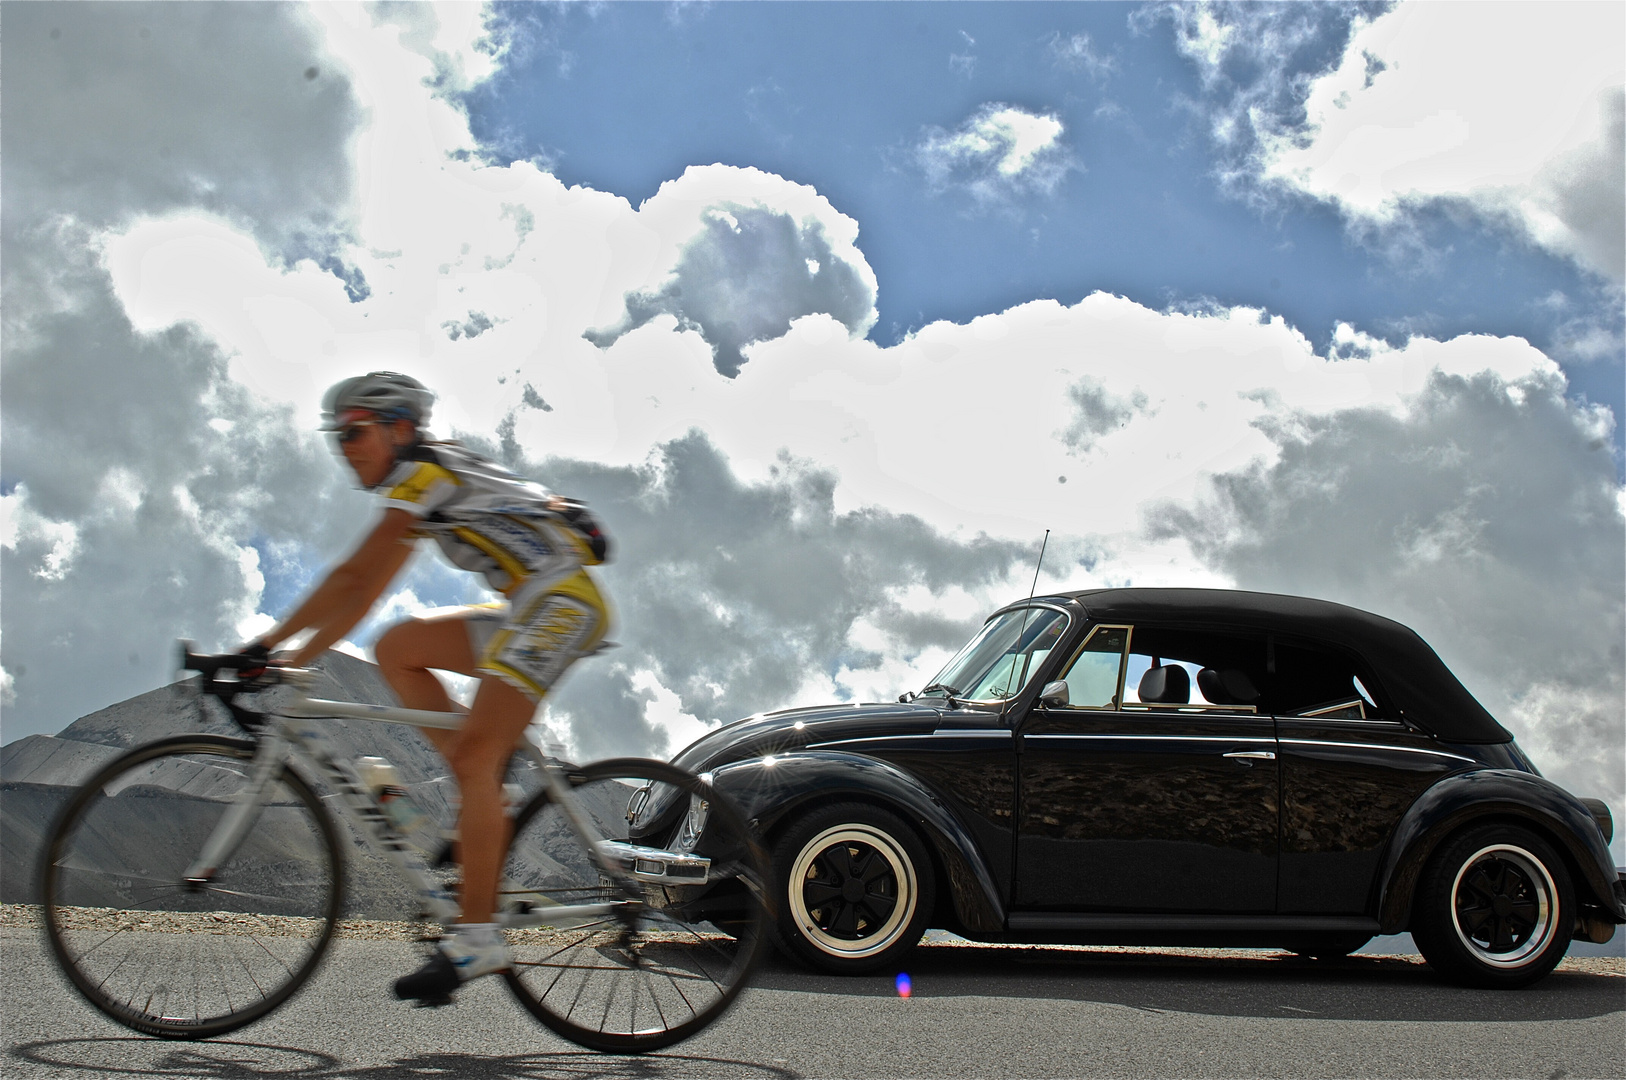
[498,900,629,931]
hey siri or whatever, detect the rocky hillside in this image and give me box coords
[2,651,498,918]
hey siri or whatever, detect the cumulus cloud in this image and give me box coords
[915,104,1071,202]
[1151,0,1367,182]
[586,166,879,377]
[1256,3,1625,284]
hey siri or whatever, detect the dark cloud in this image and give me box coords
[1061,378,1150,455]
[1147,366,1623,806]
[467,430,1027,758]
[585,204,877,377]
[1,250,360,738]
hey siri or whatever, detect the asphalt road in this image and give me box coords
[4,928,1622,1080]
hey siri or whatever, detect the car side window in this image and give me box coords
[1053,625,1130,708]
[1119,627,1266,714]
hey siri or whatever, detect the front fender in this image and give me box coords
[1375,769,1625,932]
[706,751,1006,935]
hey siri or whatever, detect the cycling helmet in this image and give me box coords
[321,371,434,430]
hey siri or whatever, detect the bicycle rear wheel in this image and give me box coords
[40,735,343,1038]
[500,758,770,1052]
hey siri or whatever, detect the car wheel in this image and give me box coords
[771,802,935,974]
[1410,823,1574,989]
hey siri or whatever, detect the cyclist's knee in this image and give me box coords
[373,622,414,672]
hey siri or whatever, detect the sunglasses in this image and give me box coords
[332,420,379,446]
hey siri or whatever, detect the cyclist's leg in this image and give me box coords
[374,577,608,923]
[462,572,609,914]
[444,676,534,922]
[374,607,525,917]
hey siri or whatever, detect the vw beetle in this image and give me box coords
[668,588,1624,988]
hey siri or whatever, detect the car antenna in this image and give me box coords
[1002,529,1050,696]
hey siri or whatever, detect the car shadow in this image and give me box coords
[749,943,1626,1023]
[8,1039,800,1080]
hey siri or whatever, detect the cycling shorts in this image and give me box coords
[464,570,609,702]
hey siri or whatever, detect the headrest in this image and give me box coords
[1138,663,1190,704]
[1197,667,1260,706]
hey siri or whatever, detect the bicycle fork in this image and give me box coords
[180,731,291,887]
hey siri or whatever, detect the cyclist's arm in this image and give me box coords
[259,508,419,667]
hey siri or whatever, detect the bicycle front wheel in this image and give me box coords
[500,758,770,1052]
[40,735,343,1039]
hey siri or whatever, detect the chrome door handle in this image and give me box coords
[1223,751,1277,763]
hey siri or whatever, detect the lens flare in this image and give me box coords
[895,972,912,998]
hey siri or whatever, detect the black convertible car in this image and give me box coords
[668,588,1624,988]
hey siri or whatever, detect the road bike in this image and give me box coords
[38,646,771,1052]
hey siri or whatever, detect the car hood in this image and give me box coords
[670,701,945,773]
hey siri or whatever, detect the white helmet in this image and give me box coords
[321,371,434,430]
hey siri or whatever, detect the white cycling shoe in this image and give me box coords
[394,924,510,1005]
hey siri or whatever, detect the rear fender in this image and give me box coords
[706,751,1005,935]
[1375,769,1625,932]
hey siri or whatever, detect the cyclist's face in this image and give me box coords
[337,415,411,486]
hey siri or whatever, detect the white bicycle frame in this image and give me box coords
[180,672,708,932]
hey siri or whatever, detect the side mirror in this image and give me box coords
[1040,680,1069,707]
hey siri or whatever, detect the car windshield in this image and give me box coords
[922,607,1069,701]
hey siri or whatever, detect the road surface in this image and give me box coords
[4,928,1622,1079]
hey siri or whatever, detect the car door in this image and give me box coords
[1014,623,1280,913]
[1267,638,1472,914]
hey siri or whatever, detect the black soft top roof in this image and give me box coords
[1048,587,1511,744]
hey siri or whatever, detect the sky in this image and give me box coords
[2,1,1622,855]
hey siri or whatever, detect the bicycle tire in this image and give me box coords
[40,734,344,1039]
[500,758,770,1052]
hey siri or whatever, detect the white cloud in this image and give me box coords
[1261,2,1626,283]
[916,104,1071,201]
[1046,31,1115,80]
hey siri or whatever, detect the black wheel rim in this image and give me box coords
[805,840,899,940]
[788,825,915,959]
[1450,844,1556,968]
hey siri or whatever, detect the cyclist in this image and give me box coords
[246,371,610,1004]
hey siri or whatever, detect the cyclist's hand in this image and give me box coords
[235,641,271,679]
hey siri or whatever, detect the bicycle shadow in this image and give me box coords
[9,1039,800,1080]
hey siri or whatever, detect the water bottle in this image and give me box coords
[356,756,430,837]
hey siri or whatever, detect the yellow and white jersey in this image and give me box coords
[377,441,596,595]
